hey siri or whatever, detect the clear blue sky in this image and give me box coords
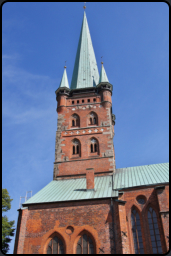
[2,2,169,253]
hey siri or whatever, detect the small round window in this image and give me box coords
[136,195,146,205]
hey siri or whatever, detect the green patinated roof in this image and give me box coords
[23,176,117,205]
[59,68,69,88]
[23,163,169,206]
[70,12,99,89]
[99,64,109,83]
[113,162,169,190]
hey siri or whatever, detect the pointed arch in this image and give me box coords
[45,231,65,254]
[72,138,81,157]
[71,113,80,127]
[75,229,96,254]
[146,205,163,254]
[88,112,98,126]
[131,206,144,254]
[89,137,99,155]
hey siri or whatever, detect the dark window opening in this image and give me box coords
[88,99,90,102]
[93,98,96,102]
[72,101,74,104]
[77,145,79,154]
[93,118,96,124]
[73,146,75,155]
[77,100,79,104]
[148,207,163,254]
[47,236,64,254]
[76,234,94,254]
[94,144,97,152]
[72,120,75,126]
[131,208,144,254]
[82,99,84,103]
[90,144,93,153]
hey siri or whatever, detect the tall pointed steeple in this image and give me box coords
[70,11,99,89]
[99,62,109,83]
[59,66,70,89]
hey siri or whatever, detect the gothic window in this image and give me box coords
[89,112,98,126]
[72,139,80,156]
[131,208,144,254]
[47,236,64,254]
[76,234,94,254]
[148,207,163,254]
[71,114,80,127]
[90,138,98,153]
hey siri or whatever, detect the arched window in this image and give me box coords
[90,138,98,153]
[131,208,144,254]
[47,236,64,254]
[71,114,80,127]
[89,112,98,125]
[72,139,80,156]
[76,234,94,254]
[148,207,163,254]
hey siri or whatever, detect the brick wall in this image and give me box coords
[53,91,115,179]
[17,199,117,254]
[117,185,169,254]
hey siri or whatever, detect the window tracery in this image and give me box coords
[131,208,144,254]
[76,234,94,254]
[148,207,163,254]
[89,112,98,125]
[71,114,80,127]
[47,236,64,254]
[72,139,80,156]
[90,138,98,153]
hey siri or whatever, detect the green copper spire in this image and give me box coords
[70,12,99,89]
[99,62,109,83]
[59,66,69,89]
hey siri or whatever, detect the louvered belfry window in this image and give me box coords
[148,207,163,254]
[76,234,94,254]
[47,236,64,254]
[131,208,144,254]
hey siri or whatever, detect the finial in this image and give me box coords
[64,60,67,69]
[101,56,103,65]
[83,2,86,10]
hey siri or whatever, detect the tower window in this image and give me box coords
[88,99,90,102]
[93,98,96,102]
[77,100,79,104]
[72,101,74,104]
[72,139,80,156]
[71,114,80,127]
[82,99,84,103]
[90,138,98,153]
[89,112,98,125]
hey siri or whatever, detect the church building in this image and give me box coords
[14,8,169,254]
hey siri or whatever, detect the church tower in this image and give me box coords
[54,11,116,180]
[14,6,169,255]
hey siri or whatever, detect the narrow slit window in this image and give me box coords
[131,208,144,254]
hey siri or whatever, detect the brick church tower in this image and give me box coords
[14,8,169,255]
[53,12,115,181]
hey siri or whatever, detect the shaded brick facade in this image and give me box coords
[14,185,169,254]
